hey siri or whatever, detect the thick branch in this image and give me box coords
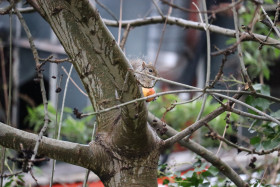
[0,122,100,171]
[147,113,249,187]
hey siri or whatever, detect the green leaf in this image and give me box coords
[250,136,261,145]
[253,84,270,96]
[263,66,270,80]
[262,137,280,150]
[4,180,13,187]
[207,166,219,176]
[271,110,280,118]
[163,179,169,185]
[182,170,194,178]
[275,48,280,57]
[248,97,271,111]
[264,0,274,4]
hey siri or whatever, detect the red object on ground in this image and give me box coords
[40,167,209,187]
[40,180,104,187]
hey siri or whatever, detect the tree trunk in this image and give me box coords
[25,0,161,186]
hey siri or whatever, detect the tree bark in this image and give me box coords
[27,0,155,152]
[12,0,160,186]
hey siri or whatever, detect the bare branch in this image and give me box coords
[232,0,255,92]
[94,0,118,22]
[0,0,15,15]
[103,16,280,49]
[261,6,280,38]
[154,0,173,66]
[212,92,280,125]
[61,66,88,97]
[163,89,245,147]
[120,24,131,50]
[117,0,123,46]
[163,105,226,147]
[147,112,249,187]
[160,0,243,15]
[14,7,50,170]
[151,0,164,18]
[225,105,280,121]
[0,122,99,172]
[39,56,70,64]
[205,123,280,155]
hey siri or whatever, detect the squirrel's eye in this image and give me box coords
[148,69,153,73]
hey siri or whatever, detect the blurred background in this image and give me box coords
[1,0,280,186]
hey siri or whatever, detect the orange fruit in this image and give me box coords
[142,87,156,102]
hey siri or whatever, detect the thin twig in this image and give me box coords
[14,7,50,171]
[0,0,15,15]
[50,74,63,187]
[120,24,131,50]
[192,2,204,28]
[216,103,235,155]
[152,0,164,18]
[210,54,227,88]
[160,0,243,15]
[163,90,244,147]
[0,9,13,187]
[211,35,246,56]
[154,0,173,66]
[39,56,70,64]
[205,124,280,155]
[192,1,211,143]
[82,122,97,187]
[247,4,261,32]
[212,92,280,125]
[94,0,119,22]
[79,89,202,118]
[58,65,73,140]
[79,86,280,120]
[261,6,280,38]
[0,40,8,115]
[258,167,268,187]
[232,0,255,92]
[225,105,280,121]
[173,93,204,105]
[50,65,73,186]
[117,0,123,46]
[61,66,88,97]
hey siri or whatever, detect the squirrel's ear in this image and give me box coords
[142,62,145,68]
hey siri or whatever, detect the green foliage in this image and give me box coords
[240,0,280,81]
[24,103,95,143]
[245,84,280,152]
[4,174,25,187]
[149,94,238,146]
[158,157,220,186]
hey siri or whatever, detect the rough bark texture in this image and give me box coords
[22,0,160,186]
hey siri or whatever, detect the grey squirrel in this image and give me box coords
[130,59,158,88]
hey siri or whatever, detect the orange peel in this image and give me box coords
[142,87,156,102]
